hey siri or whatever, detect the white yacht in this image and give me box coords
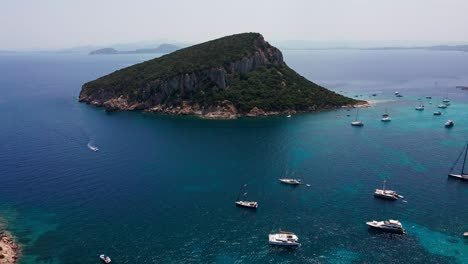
[268,230,300,247]
[279,178,302,185]
[100,254,111,263]
[438,103,448,109]
[415,104,424,110]
[374,180,402,200]
[448,144,468,181]
[235,184,258,209]
[445,120,454,127]
[366,220,406,234]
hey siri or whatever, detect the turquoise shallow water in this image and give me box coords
[0,50,467,263]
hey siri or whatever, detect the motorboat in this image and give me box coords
[443,98,450,103]
[433,111,442,116]
[279,178,302,185]
[366,220,406,234]
[445,120,454,127]
[235,200,258,209]
[438,103,448,109]
[87,142,99,152]
[381,117,391,122]
[100,254,111,263]
[268,230,300,247]
[415,104,424,110]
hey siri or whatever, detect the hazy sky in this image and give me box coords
[2,0,468,49]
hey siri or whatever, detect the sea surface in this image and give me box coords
[0,49,467,263]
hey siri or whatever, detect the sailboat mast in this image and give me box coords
[236,184,245,201]
[355,108,359,121]
[461,144,468,175]
[383,180,386,191]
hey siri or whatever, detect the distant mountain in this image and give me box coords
[89,44,180,55]
[79,33,360,119]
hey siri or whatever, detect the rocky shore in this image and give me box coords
[0,231,19,264]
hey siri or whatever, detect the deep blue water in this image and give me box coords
[0,50,467,263]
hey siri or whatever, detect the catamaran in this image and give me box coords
[351,108,364,126]
[268,230,301,247]
[374,180,403,200]
[235,184,258,208]
[448,143,468,181]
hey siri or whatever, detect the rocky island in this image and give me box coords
[80,33,362,118]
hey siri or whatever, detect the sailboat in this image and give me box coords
[235,184,258,208]
[381,108,391,122]
[351,108,364,126]
[374,180,403,200]
[448,144,468,181]
[415,103,424,110]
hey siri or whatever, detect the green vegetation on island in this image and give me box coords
[80,33,360,118]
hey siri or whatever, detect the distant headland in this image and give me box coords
[79,33,363,118]
[89,44,180,55]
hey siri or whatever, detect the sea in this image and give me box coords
[0,49,467,263]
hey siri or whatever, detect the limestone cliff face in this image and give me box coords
[79,35,284,115]
[79,33,358,118]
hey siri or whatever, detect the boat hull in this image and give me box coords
[235,201,258,209]
[448,174,468,181]
[366,224,406,234]
[374,193,398,200]
[268,241,301,247]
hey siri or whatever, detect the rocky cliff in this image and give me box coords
[79,33,359,118]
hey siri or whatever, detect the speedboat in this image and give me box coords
[87,143,99,152]
[433,111,442,116]
[438,103,448,109]
[268,230,300,247]
[100,254,111,263]
[279,178,302,185]
[366,220,406,234]
[445,120,454,127]
[235,200,258,209]
[415,104,424,110]
[351,120,364,126]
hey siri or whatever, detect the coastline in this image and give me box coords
[0,231,19,264]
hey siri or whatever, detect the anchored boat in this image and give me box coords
[374,180,403,200]
[366,220,406,234]
[444,120,454,127]
[99,254,111,263]
[279,178,302,185]
[235,184,258,209]
[448,143,468,181]
[268,230,300,247]
[351,108,364,126]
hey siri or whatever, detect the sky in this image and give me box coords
[1,0,468,50]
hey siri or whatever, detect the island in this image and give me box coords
[89,44,180,55]
[79,33,362,118]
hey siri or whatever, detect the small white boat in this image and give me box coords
[235,201,258,209]
[100,254,111,263]
[394,91,399,95]
[443,98,450,103]
[286,115,291,118]
[464,232,468,238]
[381,117,391,122]
[438,103,448,109]
[415,104,424,110]
[366,220,406,234]
[279,178,302,185]
[445,120,454,127]
[268,230,300,247]
[433,111,442,116]
[235,184,258,209]
[87,142,99,152]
